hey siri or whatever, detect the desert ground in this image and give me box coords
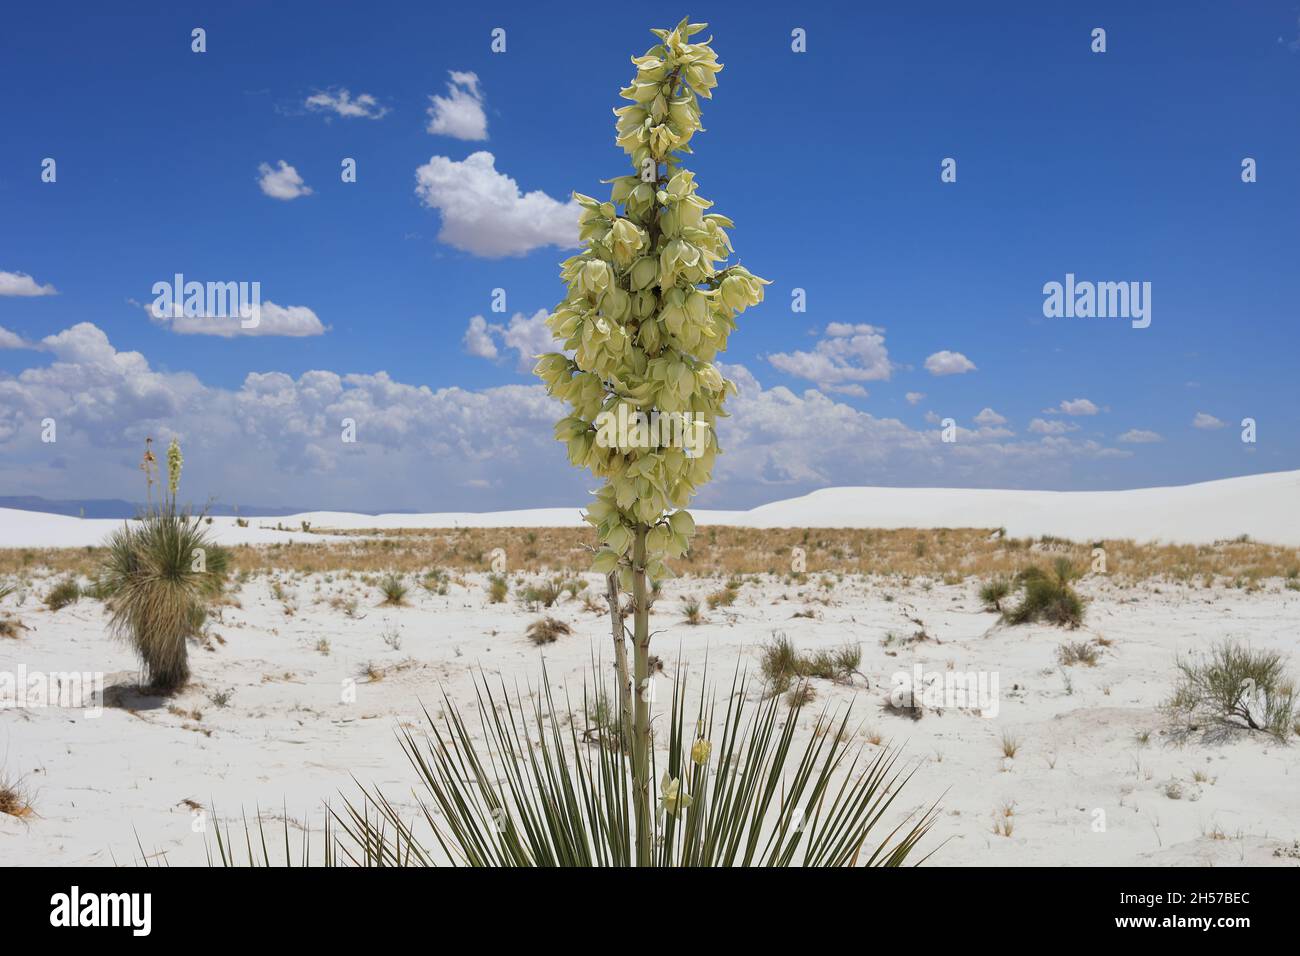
[2,472,1299,866]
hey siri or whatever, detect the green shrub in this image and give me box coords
[522,579,563,609]
[44,578,81,611]
[760,634,860,694]
[1168,641,1297,739]
[486,574,508,604]
[1003,563,1084,627]
[979,578,1010,612]
[379,574,408,606]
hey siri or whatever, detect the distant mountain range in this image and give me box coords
[0,496,307,519]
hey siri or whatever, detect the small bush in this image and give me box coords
[683,597,703,625]
[760,634,860,694]
[422,569,449,596]
[379,574,408,606]
[487,574,508,604]
[522,579,563,609]
[1057,641,1099,667]
[1002,563,1084,627]
[1168,640,1297,739]
[706,581,739,609]
[526,617,572,645]
[44,578,80,611]
[979,578,1010,612]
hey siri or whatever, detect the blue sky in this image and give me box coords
[0,1,1297,512]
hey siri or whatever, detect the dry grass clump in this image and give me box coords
[1057,640,1100,667]
[1000,731,1020,759]
[486,574,508,604]
[760,633,861,695]
[1167,640,1297,740]
[526,617,572,645]
[706,578,741,609]
[0,615,27,639]
[0,774,34,819]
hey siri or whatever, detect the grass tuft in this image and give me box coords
[526,616,572,645]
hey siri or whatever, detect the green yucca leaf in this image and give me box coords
[200,664,938,868]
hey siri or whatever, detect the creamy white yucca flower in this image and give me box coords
[658,773,693,819]
[534,17,769,586]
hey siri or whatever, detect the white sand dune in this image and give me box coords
[2,470,1297,547]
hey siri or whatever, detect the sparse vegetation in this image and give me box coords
[43,577,80,611]
[521,579,563,610]
[378,574,408,606]
[1168,640,1297,739]
[759,634,861,695]
[486,574,508,604]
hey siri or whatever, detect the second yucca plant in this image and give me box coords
[101,438,222,692]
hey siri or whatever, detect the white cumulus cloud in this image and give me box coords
[305,88,389,120]
[463,310,554,372]
[414,152,579,257]
[426,71,488,141]
[1045,398,1100,416]
[146,300,326,338]
[1117,429,1163,444]
[924,350,976,376]
[258,160,313,200]
[767,323,892,390]
[0,270,57,297]
[1192,412,1225,430]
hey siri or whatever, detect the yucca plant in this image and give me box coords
[101,438,219,692]
[535,18,771,862]
[207,666,938,867]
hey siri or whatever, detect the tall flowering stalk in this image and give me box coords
[535,17,768,863]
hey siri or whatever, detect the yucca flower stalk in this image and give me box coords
[535,16,768,864]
